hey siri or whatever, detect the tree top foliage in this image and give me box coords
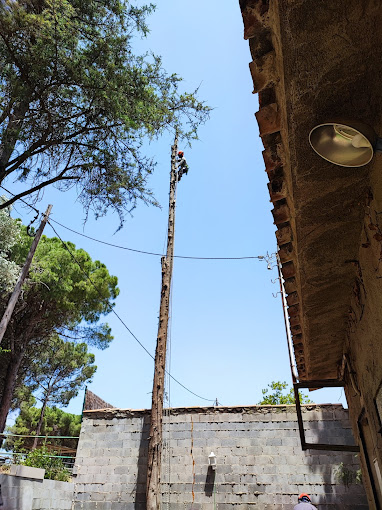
[0,0,211,224]
[258,381,313,406]
[2,222,119,351]
[16,225,118,321]
[0,198,21,295]
[31,334,96,406]
[5,405,81,451]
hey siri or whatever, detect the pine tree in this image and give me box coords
[0,1,210,224]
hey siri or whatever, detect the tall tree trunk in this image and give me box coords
[0,350,24,433]
[146,135,178,510]
[0,99,30,182]
[32,396,49,450]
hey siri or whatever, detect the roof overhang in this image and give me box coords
[240,0,382,380]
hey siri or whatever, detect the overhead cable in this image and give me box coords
[49,218,265,260]
[1,186,268,262]
[47,220,216,404]
[0,185,39,214]
[1,185,219,403]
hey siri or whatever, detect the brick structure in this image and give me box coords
[72,404,368,509]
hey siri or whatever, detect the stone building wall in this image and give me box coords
[72,404,368,510]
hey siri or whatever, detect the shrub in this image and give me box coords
[22,447,71,481]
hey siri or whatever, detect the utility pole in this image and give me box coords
[0,204,53,345]
[146,135,178,510]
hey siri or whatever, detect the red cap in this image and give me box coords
[178,151,184,156]
[298,493,311,502]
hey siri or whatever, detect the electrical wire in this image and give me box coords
[0,185,39,214]
[49,218,264,260]
[1,185,218,402]
[1,185,268,261]
[47,220,216,403]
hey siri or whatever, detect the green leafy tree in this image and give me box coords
[258,381,313,405]
[5,405,81,452]
[0,199,21,296]
[26,335,96,448]
[0,0,210,223]
[0,224,118,432]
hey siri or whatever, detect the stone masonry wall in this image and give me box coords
[73,404,368,510]
[0,473,74,510]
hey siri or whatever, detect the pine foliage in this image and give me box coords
[0,0,210,223]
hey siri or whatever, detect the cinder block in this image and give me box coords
[71,409,367,509]
[10,465,45,480]
[60,500,73,510]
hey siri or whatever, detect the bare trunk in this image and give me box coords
[0,99,30,182]
[0,350,24,433]
[32,397,49,450]
[146,135,178,510]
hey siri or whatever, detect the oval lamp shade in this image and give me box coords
[309,120,377,167]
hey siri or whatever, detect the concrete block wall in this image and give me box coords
[0,473,74,510]
[73,404,368,510]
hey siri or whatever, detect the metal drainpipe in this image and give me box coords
[277,253,299,382]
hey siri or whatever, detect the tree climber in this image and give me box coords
[177,151,189,181]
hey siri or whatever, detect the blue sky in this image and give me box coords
[5,0,346,416]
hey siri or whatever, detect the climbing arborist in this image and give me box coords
[177,151,189,181]
[293,494,317,510]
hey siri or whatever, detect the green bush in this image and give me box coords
[335,461,362,487]
[21,447,71,481]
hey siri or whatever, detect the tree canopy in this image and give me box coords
[258,381,312,405]
[5,405,81,452]
[0,199,21,295]
[31,335,96,409]
[0,0,210,223]
[0,219,118,431]
[26,335,96,448]
[8,225,119,345]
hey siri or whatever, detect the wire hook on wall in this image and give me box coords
[259,251,277,270]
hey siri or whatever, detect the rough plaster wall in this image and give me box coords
[0,474,74,510]
[274,0,382,380]
[344,159,382,507]
[72,405,367,510]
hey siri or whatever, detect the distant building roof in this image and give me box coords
[83,388,115,411]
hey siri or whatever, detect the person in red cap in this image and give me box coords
[293,493,317,510]
[177,151,189,181]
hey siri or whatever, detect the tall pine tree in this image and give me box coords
[0,0,210,224]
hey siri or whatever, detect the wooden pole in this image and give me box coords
[146,136,178,510]
[0,204,53,345]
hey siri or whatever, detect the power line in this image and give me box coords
[0,185,222,402]
[49,218,265,260]
[47,220,216,404]
[0,185,39,214]
[1,185,269,262]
